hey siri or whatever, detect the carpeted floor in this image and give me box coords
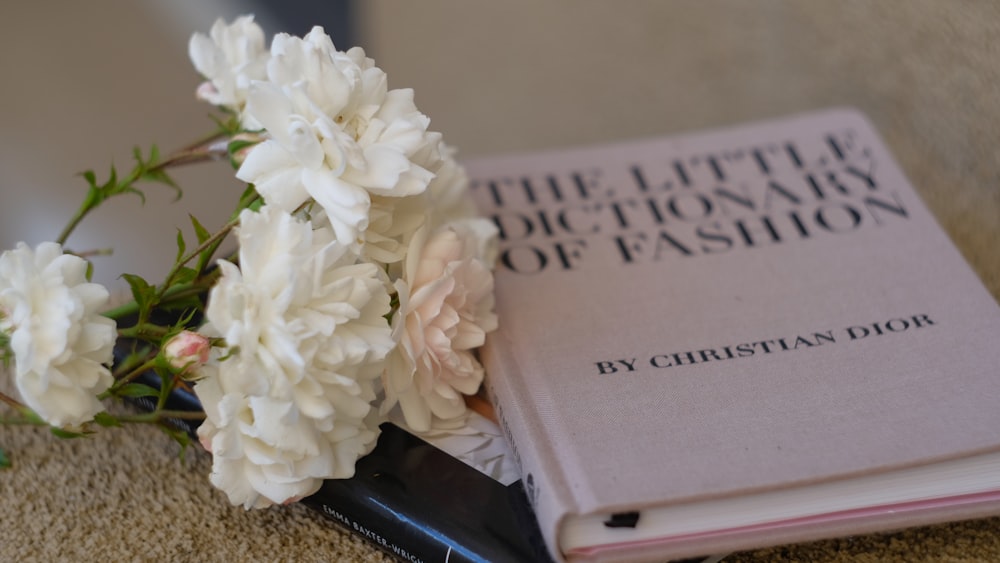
[2,385,1000,562]
[2,1,1000,561]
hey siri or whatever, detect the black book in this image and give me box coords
[129,371,552,563]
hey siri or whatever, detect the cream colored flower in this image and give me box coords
[413,136,479,231]
[196,363,379,509]
[197,382,318,508]
[0,242,116,428]
[189,15,268,115]
[360,137,479,269]
[383,220,499,432]
[362,194,428,268]
[236,27,436,251]
[195,206,394,507]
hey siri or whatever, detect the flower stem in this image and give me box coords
[0,416,44,426]
[152,140,227,170]
[108,357,158,390]
[115,410,206,423]
[117,323,171,341]
[157,215,239,295]
[57,201,101,247]
[56,134,230,246]
[0,390,25,410]
[102,280,213,321]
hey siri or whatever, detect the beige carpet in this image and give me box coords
[3,1,1000,561]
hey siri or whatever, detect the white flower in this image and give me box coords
[196,364,378,509]
[189,15,268,115]
[424,146,479,229]
[195,206,394,507]
[360,140,478,267]
[0,242,116,428]
[383,220,499,432]
[362,194,428,267]
[235,27,436,250]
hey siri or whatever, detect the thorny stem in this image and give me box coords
[0,390,24,410]
[0,410,205,427]
[67,248,114,259]
[115,410,206,423]
[102,278,216,321]
[108,357,158,391]
[56,209,89,248]
[55,136,230,246]
[0,417,42,426]
[157,215,239,298]
[117,323,171,341]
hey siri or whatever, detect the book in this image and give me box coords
[464,107,1000,562]
[128,373,553,563]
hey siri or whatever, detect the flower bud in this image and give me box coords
[227,132,264,166]
[163,330,211,376]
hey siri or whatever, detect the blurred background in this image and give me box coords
[1,1,998,290]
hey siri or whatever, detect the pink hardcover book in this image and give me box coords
[466,108,1000,562]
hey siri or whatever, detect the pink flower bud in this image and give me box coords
[195,81,220,103]
[163,330,210,375]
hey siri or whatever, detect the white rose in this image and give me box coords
[360,140,477,268]
[0,242,116,428]
[383,219,499,432]
[196,373,346,509]
[236,27,437,251]
[195,206,394,507]
[189,15,269,117]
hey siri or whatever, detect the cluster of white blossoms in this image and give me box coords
[0,15,498,511]
[0,243,117,428]
[187,17,499,508]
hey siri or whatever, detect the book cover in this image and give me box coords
[129,373,553,563]
[466,108,1000,562]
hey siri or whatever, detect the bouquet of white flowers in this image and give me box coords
[0,15,498,511]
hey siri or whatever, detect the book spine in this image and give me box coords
[129,373,545,563]
[482,334,576,562]
[301,468,540,563]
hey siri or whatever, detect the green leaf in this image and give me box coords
[113,346,153,374]
[114,383,161,399]
[175,228,187,265]
[0,329,11,368]
[153,366,177,410]
[232,185,261,219]
[175,308,199,328]
[210,111,243,136]
[121,273,156,322]
[188,215,224,273]
[228,138,258,157]
[106,164,119,192]
[173,266,198,286]
[158,295,203,313]
[190,214,211,245]
[77,160,146,207]
[159,425,192,461]
[190,214,221,274]
[0,446,10,469]
[50,427,91,439]
[134,145,182,201]
[144,169,181,200]
[93,412,122,428]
